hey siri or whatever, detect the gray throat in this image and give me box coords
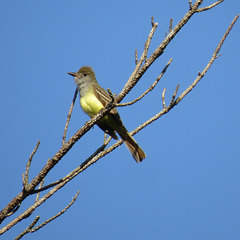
[77,81,92,97]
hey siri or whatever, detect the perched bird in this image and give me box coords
[68,66,146,163]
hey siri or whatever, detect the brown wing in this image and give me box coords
[92,84,123,139]
[92,84,111,106]
[93,84,123,125]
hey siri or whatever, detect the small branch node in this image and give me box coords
[162,88,167,109]
[118,58,173,107]
[135,49,138,65]
[189,0,192,9]
[15,215,40,240]
[196,0,224,12]
[107,88,116,104]
[170,84,180,106]
[169,18,173,32]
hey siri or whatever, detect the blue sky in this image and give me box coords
[1,1,240,239]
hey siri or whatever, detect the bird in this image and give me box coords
[68,66,146,163]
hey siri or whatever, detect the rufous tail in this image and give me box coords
[117,126,146,163]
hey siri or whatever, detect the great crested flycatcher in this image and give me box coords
[68,66,146,163]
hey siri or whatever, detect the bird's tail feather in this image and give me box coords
[117,126,146,163]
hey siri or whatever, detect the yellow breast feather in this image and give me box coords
[80,92,104,118]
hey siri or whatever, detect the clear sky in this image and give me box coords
[1,1,240,239]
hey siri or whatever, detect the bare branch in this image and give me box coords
[197,0,224,12]
[62,88,78,145]
[173,14,239,107]
[0,99,116,227]
[15,216,40,240]
[24,141,40,186]
[22,140,40,188]
[1,142,109,235]
[35,178,45,202]
[170,84,180,106]
[5,139,112,232]
[116,0,205,104]
[137,14,239,131]
[31,191,80,233]
[16,188,78,240]
[143,17,158,61]
[31,141,109,194]
[118,58,173,107]
[30,180,62,194]
[117,17,158,101]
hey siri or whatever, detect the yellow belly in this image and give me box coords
[80,92,104,118]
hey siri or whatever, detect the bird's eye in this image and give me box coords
[83,73,87,76]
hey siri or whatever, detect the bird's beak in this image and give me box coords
[67,72,77,77]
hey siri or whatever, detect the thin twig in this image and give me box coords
[15,216,40,240]
[151,16,154,27]
[103,133,108,144]
[35,178,45,202]
[197,0,224,12]
[23,141,40,187]
[118,17,158,102]
[162,88,166,109]
[30,180,62,194]
[118,58,173,107]
[30,141,109,194]
[143,16,158,61]
[135,49,138,65]
[169,18,173,32]
[173,14,239,106]
[31,191,80,233]
[107,88,116,104]
[189,0,192,9]
[62,88,78,145]
[170,84,180,106]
